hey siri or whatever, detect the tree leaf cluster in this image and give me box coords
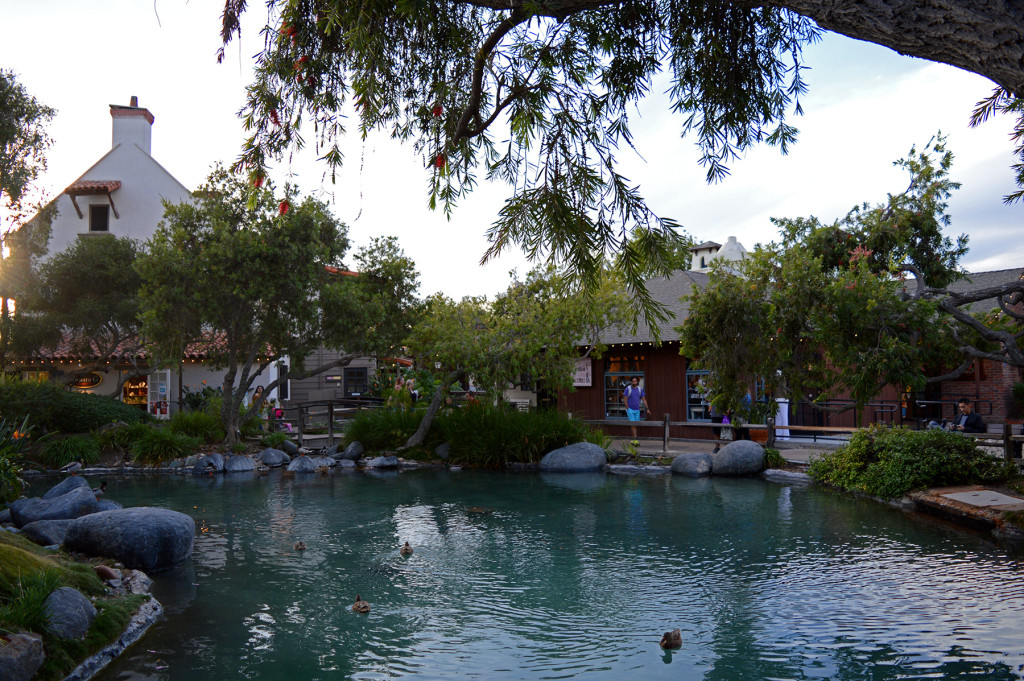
[678,136,1008,415]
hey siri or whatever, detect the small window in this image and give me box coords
[344,368,368,397]
[686,370,711,421]
[89,205,109,232]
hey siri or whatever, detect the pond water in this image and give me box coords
[91,469,1024,681]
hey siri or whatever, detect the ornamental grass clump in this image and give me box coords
[39,435,101,468]
[808,425,1018,499]
[168,409,225,443]
[130,428,201,465]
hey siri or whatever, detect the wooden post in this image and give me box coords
[663,413,670,454]
[297,404,305,447]
[1004,422,1014,462]
[766,416,776,448]
[328,401,335,448]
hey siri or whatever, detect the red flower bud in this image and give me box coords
[435,154,446,168]
[279,200,290,215]
[270,109,280,126]
[432,105,443,117]
[253,175,264,188]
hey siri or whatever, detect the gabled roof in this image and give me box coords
[945,268,1024,313]
[597,270,709,345]
[689,241,720,251]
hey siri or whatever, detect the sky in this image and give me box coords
[1,0,1021,300]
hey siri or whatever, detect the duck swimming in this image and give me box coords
[400,541,413,555]
[659,629,682,649]
[352,594,371,613]
[294,541,306,552]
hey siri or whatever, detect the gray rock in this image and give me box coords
[223,455,257,472]
[434,443,450,460]
[281,439,300,456]
[322,444,339,457]
[365,455,398,469]
[335,459,357,469]
[711,440,766,476]
[310,456,335,468]
[538,442,607,472]
[192,452,225,474]
[20,519,74,546]
[0,632,44,681]
[671,452,713,477]
[44,587,97,639]
[10,487,101,528]
[336,441,363,460]
[96,499,123,512]
[63,507,195,572]
[0,508,11,524]
[182,454,202,468]
[258,448,290,467]
[286,456,318,473]
[762,469,812,484]
[43,476,90,500]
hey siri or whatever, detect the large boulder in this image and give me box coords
[310,456,335,468]
[44,587,96,639]
[42,476,90,500]
[192,453,225,475]
[63,507,195,572]
[286,456,318,473]
[20,519,74,546]
[335,441,363,461]
[711,440,765,476]
[671,452,713,477]
[538,442,607,472]
[365,455,398,469]
[281,439,300,457]
[335,459,357,470]
[0,632,44,681]
[434,443,450,461]
[10,487,100,528]
[258,448,290,467]
[96,499,123,512]
[223,455,257,472]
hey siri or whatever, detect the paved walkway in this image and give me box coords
[609,436,838,465]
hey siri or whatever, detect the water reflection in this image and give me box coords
[97,470,1024,681]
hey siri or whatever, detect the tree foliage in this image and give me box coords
[679,136,1023,416]
[11,235,145,390]
[217,0,1023,325]
[0,70,54,220]
[403,265,627,445]
[137,167,420,444]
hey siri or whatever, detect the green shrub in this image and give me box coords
[345,403,606,468]
[345,408,425,450]
[0,416,32,502]
[93,422,153,454]
[808,425,1019,499]
[0,378,148,434]
[763,447,786,469]
[130,429,201,465]
[438,404,606,467]
[260,431,289,448]
[168,409,225,443]
[39,436,101,468]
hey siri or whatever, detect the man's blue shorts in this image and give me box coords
[627,408,642,421]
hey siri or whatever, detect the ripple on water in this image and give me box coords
[95,472,1024,681]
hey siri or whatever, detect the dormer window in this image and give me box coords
[89,205,110,232]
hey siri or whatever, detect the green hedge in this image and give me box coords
[808,425,1018,499]
[0,379,148,434]
[345,403,607,468]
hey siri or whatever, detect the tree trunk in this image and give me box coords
[405,369,465,448]
[745,0,1024,96]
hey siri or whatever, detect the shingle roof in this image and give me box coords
[945,268,1024,313]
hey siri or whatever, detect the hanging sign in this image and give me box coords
[573,358,592,387]
[70,373,103,390]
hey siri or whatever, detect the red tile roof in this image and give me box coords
[64,180,122,195]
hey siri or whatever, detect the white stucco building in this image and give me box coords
[42,97,191,257]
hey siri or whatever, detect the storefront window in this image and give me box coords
[604,353,645,419]
[685,370,711,421]
[123,376,147,409]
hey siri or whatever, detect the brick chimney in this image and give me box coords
[109,95,154,155]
